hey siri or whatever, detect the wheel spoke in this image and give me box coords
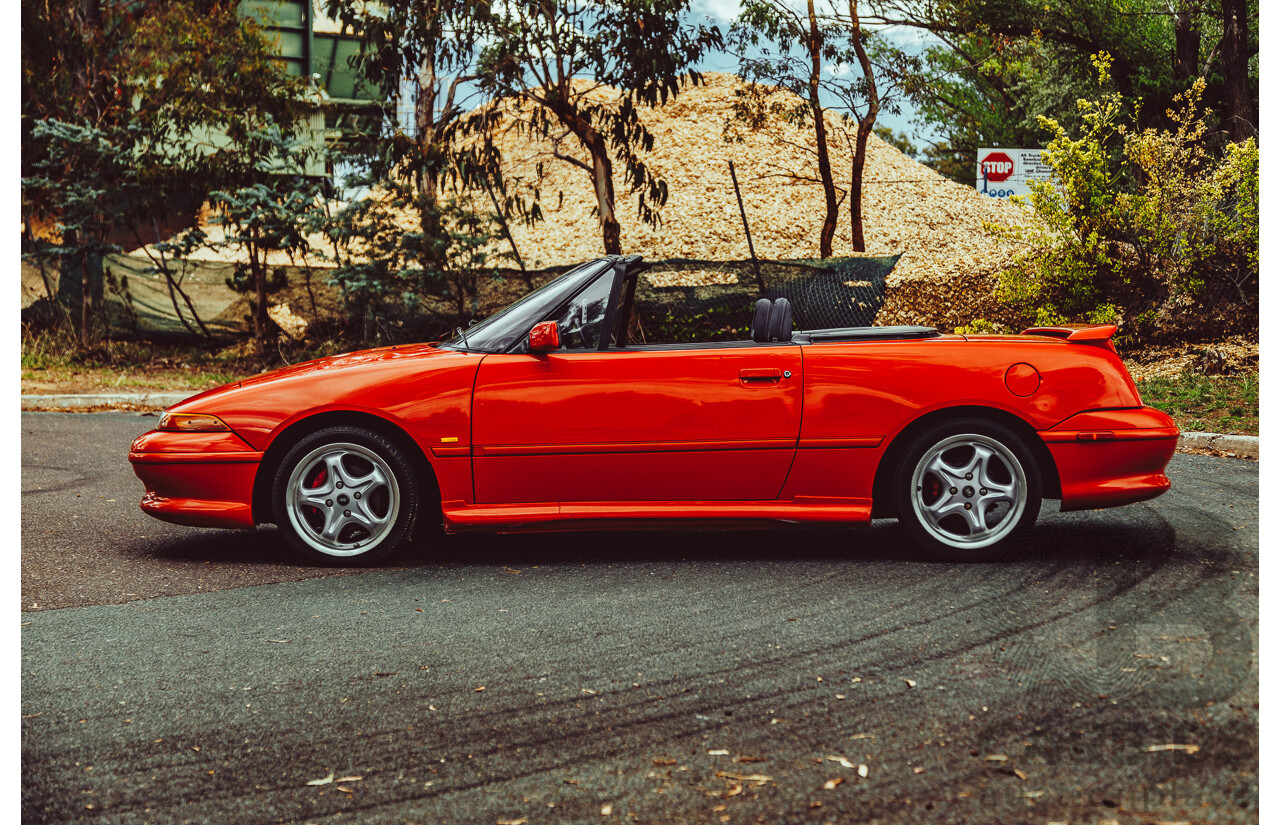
[923,453,959,486]
[347,499,388,532]
[347,465,388,498]
[298,490,331,510]
[950,444,989,480]
[319,508,348,542]
[324,454,353,488]
[975,448,1008,489]
[924,492,963,518]
[963,501,992,538]
[978,483,1016,508]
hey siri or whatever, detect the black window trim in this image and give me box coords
[596,258,628,351]
[502,261,613,354]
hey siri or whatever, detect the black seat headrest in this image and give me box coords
[768,297,792,342]
[751,298,773,343]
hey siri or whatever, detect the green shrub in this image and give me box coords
[984,54,1258,344]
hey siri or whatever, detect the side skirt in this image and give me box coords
[440,497,872,533]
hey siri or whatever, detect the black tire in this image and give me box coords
[271,426,420,566]
[892,417,1042,561]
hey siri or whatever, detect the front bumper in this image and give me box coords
[129,430,262,529]
[1040,407,1178,512]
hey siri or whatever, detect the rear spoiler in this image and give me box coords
[1021,324,1117,350]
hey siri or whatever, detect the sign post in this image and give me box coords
[976,148,1050,198]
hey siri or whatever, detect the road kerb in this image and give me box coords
[21,393,192,411]
[1177,431,1259,458]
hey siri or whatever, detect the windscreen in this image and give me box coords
[440,259,611,353]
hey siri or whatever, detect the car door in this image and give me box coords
[469,272,803,504]
[472,346,803,504]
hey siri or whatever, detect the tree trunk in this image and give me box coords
[74,0,103,121]
[1221,0,1252,142]
[249,236,268,355]
[1173,9,1200,83]
[850,124,872,252]
[416,52,445,266]
[847,0,880,253]
[807,0,837,258]
[555,102,622,255]
[79,250,92,347]
[591,144,622,256]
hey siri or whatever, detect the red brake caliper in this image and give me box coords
[924,474,942,504]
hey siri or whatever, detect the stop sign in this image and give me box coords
[980,152,1015,183]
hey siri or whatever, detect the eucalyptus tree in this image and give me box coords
[830,0,893,252]
[472,0,724,255]
[322,0,510,337]
[205,127,326,355]
[730,0,903,255]
[731,0,842,257]
[322,1,499,236]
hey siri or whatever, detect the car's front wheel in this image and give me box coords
[893,418,1041,561]
[272,426,419,565]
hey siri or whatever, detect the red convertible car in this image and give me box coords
[130,255,1178,564]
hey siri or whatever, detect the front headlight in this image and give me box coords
[157,412,231,433]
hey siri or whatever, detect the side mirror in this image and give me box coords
[528,320,560,352]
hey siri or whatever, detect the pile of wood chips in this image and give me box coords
[483,73,1034,324]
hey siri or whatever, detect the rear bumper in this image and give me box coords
[1040,407,1178,512]
[129,430,261,529]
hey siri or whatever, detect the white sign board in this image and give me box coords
[976,148,1051,198]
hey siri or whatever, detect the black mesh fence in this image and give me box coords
[630,256,898,344]
[348,256,899,346]
[23,249,1256,348]
[1100,265,1259,345]
[22,253,898,347]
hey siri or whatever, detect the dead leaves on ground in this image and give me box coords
[306,771,364,787]
[714,770,773,786]
[1143,744,1200,754]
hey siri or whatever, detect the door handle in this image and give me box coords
[740,367,782,382]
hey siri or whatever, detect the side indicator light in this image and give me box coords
[1076,431,1116,441]
[440,437,459,443]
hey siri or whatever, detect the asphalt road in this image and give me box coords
[22,413,1258,824]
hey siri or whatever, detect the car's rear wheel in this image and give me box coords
[272,426,419,565]
[893,418,1041,561]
